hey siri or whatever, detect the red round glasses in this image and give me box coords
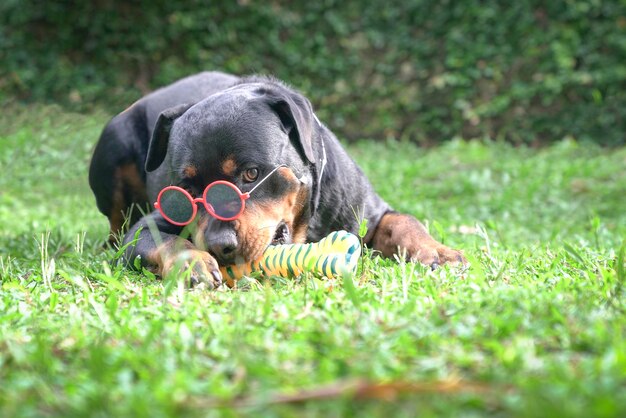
[155,165,285,226]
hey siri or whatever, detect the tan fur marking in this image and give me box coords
[371,213,467,266]
[193,216,210,251]
[230,167,308,261]
[108,187,125,244]
[234,203,283,261]
[278,167,310,243]
[191,167,309,263]
[108,163,147,244]
[146,239,221,288]
[276,166,298,182]
[221,157,237,176]
[183,165,198,178]
[290,185,310,243]
[148,240,196,276]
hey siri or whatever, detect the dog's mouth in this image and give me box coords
[271,222,291,245]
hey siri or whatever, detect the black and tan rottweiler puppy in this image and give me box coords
[89,71,466,288]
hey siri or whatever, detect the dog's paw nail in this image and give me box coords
[430,261,440,270]
[211,270,223,287]
[190,276,200,287]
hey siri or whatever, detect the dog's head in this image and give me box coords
[144,80,322,265]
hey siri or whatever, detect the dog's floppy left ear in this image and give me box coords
[145,103,194,172]
[266,93,316,164]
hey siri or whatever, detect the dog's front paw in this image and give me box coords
[409,243,468,270]
[162,249,223,289]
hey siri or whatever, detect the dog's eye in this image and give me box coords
[243,168,259,183]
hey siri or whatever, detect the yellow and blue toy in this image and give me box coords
[220,230,361,282]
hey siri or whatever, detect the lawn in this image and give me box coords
[1,104,625,417]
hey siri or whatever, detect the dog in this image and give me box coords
[89,71,466,288]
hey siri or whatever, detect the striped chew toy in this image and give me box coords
[220,230,361,282]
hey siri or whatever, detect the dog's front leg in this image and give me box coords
[370,212,467,269]
[122,213,223,289]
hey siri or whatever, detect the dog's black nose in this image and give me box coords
[207,230,239,266]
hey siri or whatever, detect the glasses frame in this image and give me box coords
[154,165,285,226]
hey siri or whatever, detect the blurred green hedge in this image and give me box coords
[2,0,625,145]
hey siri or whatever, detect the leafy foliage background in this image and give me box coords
[2,0,625,144]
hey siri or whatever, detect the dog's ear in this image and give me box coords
[145,103,194,172]
[266,93,316,164]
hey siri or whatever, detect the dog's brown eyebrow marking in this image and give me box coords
[221,156,237,176]
[182,165,198,178]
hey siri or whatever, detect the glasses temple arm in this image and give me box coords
[247,164,287,195]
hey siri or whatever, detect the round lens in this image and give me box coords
[158,188,194,224]
[205,183,243,220]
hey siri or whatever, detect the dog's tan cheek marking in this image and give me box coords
[236,205,282,261]
[290,186,309,243]
[236,191,308,261]
[221,156,237,176]
[277,167,301,191]
[277,167,309,243]
[232,167,309,261]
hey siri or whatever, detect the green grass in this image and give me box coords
[1,103,625,417]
